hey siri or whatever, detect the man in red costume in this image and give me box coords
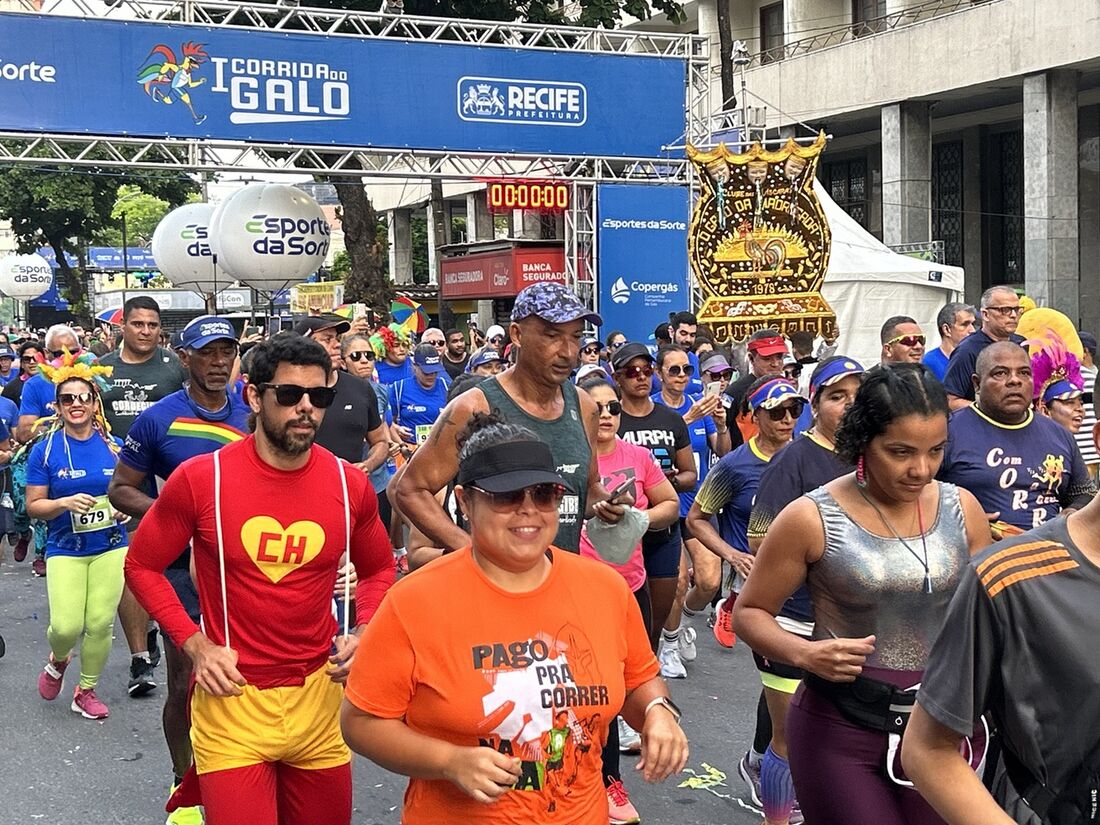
[125,333,394,825]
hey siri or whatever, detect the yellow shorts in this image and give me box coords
[190,664,350,774]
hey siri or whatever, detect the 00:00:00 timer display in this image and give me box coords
[487,181,571,212]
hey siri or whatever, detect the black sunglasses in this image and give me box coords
[49,348,80,359]
[582,346,601,356]
[469,483,566,512]
[258,383,337,408]
[345,351,375,362]
[596,400,622,416]
[763,400,805,421]
[664,364,695,378]
[58,391,94,406]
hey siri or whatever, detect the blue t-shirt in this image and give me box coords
[651,391,715,516]
[0,368,17,387]
[368,378,393,493]
[693,437,771,556]
[942,330,1026,400]
[120,389,251,484]
[650,350,704,396]
[0,396,17,436]
[375,358,413,389]
[18,373,56,420]
[26,430,128,558]
[388,376,450,446]
[938,406,1096,531]
[922,346,950,381]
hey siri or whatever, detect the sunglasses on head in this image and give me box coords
[345,350,374,362]
[885,334,926,348]
[58,391,94,406]
[664,364,695,378]
[257,383,337,408]
[618,364,653,380]
[596,400,622,416]
[762,400,805,421]
[582,346,601,356]
[469,482,567,512]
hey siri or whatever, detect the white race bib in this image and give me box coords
[71,495,113,534]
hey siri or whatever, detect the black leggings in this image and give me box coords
[601,581,652,786]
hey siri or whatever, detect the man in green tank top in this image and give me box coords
[393,283,626,560]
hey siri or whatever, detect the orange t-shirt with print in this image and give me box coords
[345,546,660,825]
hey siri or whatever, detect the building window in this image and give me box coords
[822,157,868,228]
[981,130,1025,289]
[760,3,785,64]
[852,0,887,35]
[932,141,964,267]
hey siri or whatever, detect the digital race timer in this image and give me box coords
[486,180,571,212]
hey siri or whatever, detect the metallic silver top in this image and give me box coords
[805,483,969,671]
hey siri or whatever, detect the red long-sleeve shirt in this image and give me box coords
[125,436,394,688]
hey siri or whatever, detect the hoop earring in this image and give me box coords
[856,454,867,488]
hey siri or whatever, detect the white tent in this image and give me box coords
[818,182,964,368]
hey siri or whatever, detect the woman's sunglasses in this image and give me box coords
[469,483,566,512]
[663,364,695,378]
[257,383,337,408]
[58,391,94,406]
[762,400,805,421]
[345,351,375,362]
[582,347,601,356]
[610,340,627,350]
[596,400,622,416]
[619,365,654,380]
[704,370,733,380]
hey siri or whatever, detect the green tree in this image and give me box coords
[300,0,684,311]
[97,184,172,247]
[0,151,197,317]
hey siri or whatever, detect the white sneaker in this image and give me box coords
[618,717,642,753]
[678,626,698,662]
[658,640,687,679]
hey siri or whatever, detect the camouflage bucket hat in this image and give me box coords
[511,283,603,327]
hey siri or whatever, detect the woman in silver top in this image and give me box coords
[733,364,990,825]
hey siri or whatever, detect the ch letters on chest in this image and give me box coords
[212,450,353,646]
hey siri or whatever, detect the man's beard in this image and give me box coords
[260,409,319,456]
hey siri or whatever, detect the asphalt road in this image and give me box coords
[0,556,766,825]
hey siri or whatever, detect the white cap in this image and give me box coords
[485,324,506,342]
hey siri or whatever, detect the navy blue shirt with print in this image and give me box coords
[694,438,771,557]
[938,406,1096,531]
[651,391,715,516]
[26,431,127,558]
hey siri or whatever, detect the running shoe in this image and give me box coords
[71,686,109,719]
[31,556,46,577]
[606,777,641,825]
[395,554,410,576]
[713,594,736,648]
[38,656,69,700]
[618,717,642,754]
[165,785,204,825]
[148,627,161,668]
[678,625,698,662]
[657,639,687,679]
[128,657,158,697]
[737,751,763,808]
[12,533,27,563]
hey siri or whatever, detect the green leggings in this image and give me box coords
[45,547,127,690]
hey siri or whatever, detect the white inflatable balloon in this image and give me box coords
[152,202,230,294]
[0,253,53,300]
[210,184,330,293]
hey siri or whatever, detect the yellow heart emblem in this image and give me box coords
[240,516,327,583]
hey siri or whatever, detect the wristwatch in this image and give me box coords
[644,695,682,724]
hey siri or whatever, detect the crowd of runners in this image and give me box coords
[1,281,1098,825]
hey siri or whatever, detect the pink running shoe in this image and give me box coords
[72,686,110,719]
[607,778,641,825]
[38,656,69,700]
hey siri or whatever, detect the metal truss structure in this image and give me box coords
[5,0,712,305]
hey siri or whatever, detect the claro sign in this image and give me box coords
[440,245,566,299]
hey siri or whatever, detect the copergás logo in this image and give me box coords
[245,214,331,256]
[458,76,586,127]
[0,60,56,83]
[611,278,630,304]
[138,43,351,126]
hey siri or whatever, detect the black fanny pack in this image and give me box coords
[1003,744,1100,825]
[805,672,916,734]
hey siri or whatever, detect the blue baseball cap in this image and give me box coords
[179,315,238,350]
[412,343,444,374]
[748,378,806,411]
[469,348,505,370]
[809,357,865,399]
[0,347,15,360]
[511,283,602,327]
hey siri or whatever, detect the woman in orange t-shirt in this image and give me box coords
[341,412,688,824]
